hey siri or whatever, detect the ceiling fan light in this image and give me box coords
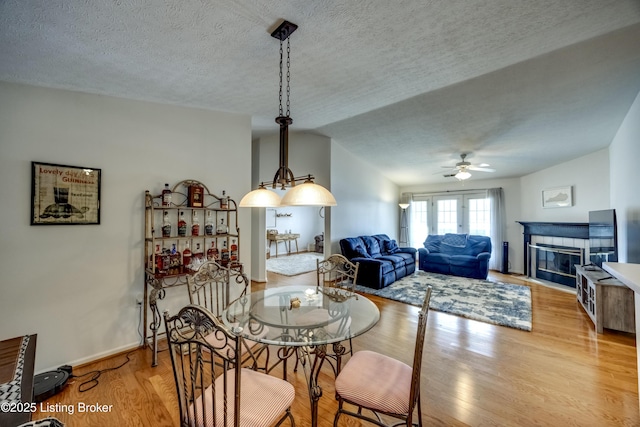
[280,181,337,206]
[239,186,282,207]
[455,170,472,180]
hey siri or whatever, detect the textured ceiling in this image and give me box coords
[2,1,640,186]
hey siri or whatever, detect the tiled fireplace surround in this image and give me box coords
[518,222,590,288]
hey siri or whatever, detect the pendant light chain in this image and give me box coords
[277,37,292,118]
[278,39,284,117]
[286,37,291,117]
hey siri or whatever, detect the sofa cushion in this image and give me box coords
[442,233,468,248]
[360,236,382,257]
[461,239,488,256]
[421,253,450,265]
[439,242,463,255]
[376,255,405,268]
[449,255,481,266]
[353,243,371,258]
[423,235,441,252]
[393,252,415,265]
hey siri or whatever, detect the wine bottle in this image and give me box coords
[220,190,229,210]
[152,244,161,272]
[162,183,172,206]
[191,211,200,236]
[160,247,170,276]
[204,211,214,236]
[182,241,192,271]
[194,243,204,262]
[178,211,187,237]
[221,241,230,266]
[230,239,238,261]
[207,240,218,261]
[170,243,180,275]
[216,218,228,235]
[162,211,171,237]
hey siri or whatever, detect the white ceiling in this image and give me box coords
[2,1,640,186]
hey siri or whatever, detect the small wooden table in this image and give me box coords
[267,233,300,257]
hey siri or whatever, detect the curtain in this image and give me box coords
[487,188,505,271]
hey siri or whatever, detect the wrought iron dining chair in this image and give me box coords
[316,254,359,294]
[186,260,270,371]
[163,305,296,427]
[333,286,433,427]
[293,254,361,375]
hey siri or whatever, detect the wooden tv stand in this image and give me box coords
[575,265,635,334]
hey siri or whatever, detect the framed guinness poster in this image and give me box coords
[31,161,101,225]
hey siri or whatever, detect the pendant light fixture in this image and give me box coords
[240,20,337,208]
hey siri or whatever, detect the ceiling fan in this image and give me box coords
[442,153,495,180]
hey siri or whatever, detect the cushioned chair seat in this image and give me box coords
[191,368,295,427]
[334,350,412,416]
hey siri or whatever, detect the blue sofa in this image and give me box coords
[340,234,417,289]
[418,234,492,279]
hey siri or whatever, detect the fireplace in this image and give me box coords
[518,221,589,287]
[531,243,584,287]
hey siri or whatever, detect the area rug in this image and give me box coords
[355,271,532,331]
[266,252,324,276]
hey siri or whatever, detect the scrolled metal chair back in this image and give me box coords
[163,304,242,427]
[188,260,249,318]
[316,254,359,293]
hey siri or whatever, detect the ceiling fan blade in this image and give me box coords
[443,173,457,178]
[468,166,495,172]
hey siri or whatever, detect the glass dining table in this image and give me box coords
[223,285,380,427]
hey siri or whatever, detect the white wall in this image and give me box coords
[520,149,610,222]
[0,82,252,371]
[609,90,640,263]
[329,141,399,255]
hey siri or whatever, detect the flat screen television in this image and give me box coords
[589,209,618,267]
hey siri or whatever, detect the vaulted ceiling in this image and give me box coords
[2,1,640,186]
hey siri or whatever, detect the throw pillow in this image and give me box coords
[385,239,400,253]
[423,235,441,252]
[442,233,468,248]
[461,240,488,256]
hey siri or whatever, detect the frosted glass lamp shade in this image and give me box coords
[455,170,472,180]
[239,187,282,207]
[280,182,337,206]
[398,203,410,209]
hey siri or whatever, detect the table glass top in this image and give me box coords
[223,285,380,346]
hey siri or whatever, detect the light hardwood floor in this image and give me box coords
[33,270,638,426]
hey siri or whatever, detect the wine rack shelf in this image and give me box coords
[143,179,241,366]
